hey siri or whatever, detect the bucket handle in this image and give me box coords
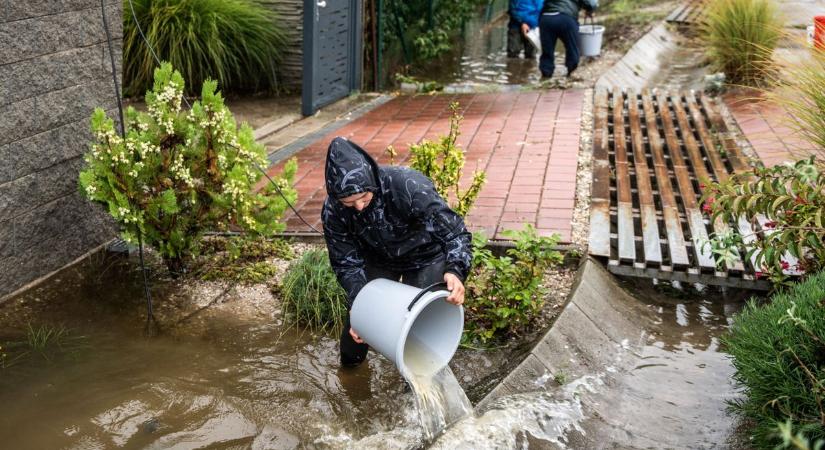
[582,13,596,34]
[407,282,450,311]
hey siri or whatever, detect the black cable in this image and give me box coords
[124,0,321,236]
[102,0,157,330]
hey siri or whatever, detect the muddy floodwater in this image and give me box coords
[0,250,751,449]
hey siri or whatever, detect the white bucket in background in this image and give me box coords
[350,278,463,378]
[578,24,605,57]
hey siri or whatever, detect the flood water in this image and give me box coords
[0,252,750,449]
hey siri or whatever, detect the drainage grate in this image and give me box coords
[666,0,708,26]
[588,88,772,290]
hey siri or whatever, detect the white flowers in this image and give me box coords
[85,184,97,197]
[170,153,194,188]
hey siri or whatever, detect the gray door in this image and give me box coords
[302,0,363,116]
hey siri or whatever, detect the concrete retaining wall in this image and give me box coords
[0,1,119,300]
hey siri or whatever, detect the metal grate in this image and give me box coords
[589,88,773,290]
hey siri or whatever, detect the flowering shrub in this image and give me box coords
[464,225,563,343]
[701,157,825,285]
[79,63,297,275]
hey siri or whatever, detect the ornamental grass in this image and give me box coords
[123,0,287,96]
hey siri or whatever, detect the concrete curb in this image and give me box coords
[476,258,738,448]
[595,23,679,91]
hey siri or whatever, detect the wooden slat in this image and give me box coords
[613,88,636,263]
[626,89,662,265]
[589,89,611,257]
[656,91,717,271]
[698,94,750,173]
[673,92,745,273]
[642,90,690,268]
[686,94,729,183]
[666,2,689,22]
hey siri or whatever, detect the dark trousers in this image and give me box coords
[539,13,580,78]
[340,259,446,367]
[507,18,535,58]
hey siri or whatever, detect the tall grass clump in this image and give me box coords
[279,249,347,333]
[722,271,825,448]
[702,0,781,87]
[769,46,825,163]
[123,0,287,96]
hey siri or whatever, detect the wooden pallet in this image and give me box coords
[588,88,772,290]
[666,0,708,26]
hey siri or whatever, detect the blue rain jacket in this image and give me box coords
[509,0,544,28]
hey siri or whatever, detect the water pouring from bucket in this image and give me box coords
[350,278,471,439]
[350,279,464,378]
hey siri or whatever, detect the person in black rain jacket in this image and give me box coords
[322,137,472,367]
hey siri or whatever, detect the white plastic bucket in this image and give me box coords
[350,278,463,378]
[578,24,605,57]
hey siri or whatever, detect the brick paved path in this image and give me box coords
[266,90,584,243]
[724,95,817,167]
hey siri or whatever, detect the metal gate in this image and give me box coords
[302,0,363,116]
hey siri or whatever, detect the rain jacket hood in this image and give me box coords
[324,137,379,199]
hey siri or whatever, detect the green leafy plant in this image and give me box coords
[123,0,287,96]
[408,102,486,217]
[279,249,348,333]
[79,63,297,275]
[464,225,563,343]
[722,271,825,448]
[701,157,824,285]
[701,0,781,87]
[196,237,294,284]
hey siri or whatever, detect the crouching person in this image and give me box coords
[321,137,471,367]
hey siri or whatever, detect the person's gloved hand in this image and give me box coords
[443,273,465,305]
[521,23,530,35]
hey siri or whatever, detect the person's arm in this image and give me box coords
[400,172,472,285]
[322,203,367,311]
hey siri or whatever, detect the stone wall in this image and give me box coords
[0,1,120,300]
[257,0,304,90]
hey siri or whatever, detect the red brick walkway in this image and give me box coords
[266,91,584,243]
[724,94,817,167]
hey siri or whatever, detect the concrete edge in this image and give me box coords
[595,22,680,91]
[477,257,651,410]
[265,94,395,166]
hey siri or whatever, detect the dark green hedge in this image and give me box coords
[723,271,825,448]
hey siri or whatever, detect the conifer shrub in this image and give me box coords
[723,271,825,448]
[123,0,287,96]
[702,0,781,87]
[79,63,297,275]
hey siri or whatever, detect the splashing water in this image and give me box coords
[403,336,473,441]
[430,375,604,449]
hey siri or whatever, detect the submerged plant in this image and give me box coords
[79,63,297,276]
[123,0,287,96]
[279,249,347,333]
[701,0,781,86]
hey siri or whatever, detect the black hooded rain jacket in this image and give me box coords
[321,137,472,309]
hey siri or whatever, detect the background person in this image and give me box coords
[507,0,544,58]
[321,137,471,367]
[539,0,598,79]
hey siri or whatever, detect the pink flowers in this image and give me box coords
[703,196,716,214]
[781,261,790,270]
[754,271,764,279]
[764,221,777,229]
